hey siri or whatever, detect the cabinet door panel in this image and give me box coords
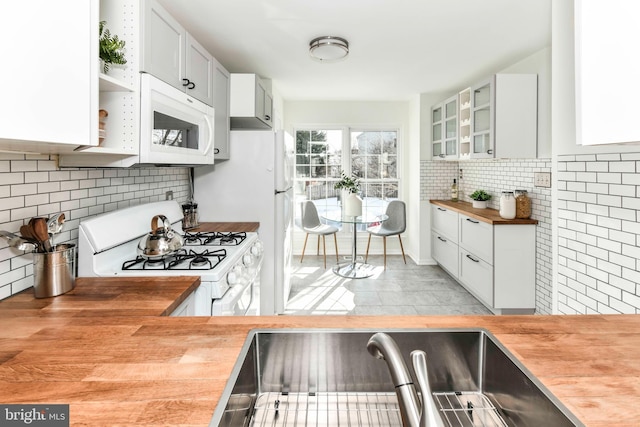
[186,34,213,105]
[432,231,459,278]
[0,0,97,149]
[459,248,493,307]
[432,206,458,242]
[212,60,230,160]
[459,214,493,264]
[143,0,184,89]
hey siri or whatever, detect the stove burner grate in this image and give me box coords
[122,248,227,271]
[183,231,247,246]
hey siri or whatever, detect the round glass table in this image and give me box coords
[321,211,388,278]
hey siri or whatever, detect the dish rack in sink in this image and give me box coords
[227,391,508,427]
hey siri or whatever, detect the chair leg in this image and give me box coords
[322,235,327,269]
[398,235,406,264]
[383,236,387,269]
[365,234,372,263]
[333,233,339,262]
[301,233,309,263]
[316,235,320,255]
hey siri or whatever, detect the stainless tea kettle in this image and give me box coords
[137,215,183,259]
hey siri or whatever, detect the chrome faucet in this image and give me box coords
[367,333,445,427]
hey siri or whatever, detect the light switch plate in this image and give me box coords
[534,172,551,188]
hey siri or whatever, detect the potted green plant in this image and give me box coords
[469,189,491,209]
[99,21,127,74]
[334,172,362,216]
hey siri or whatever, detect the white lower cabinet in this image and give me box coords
[432,205,458,241]
[431,202,537,314]
[459,215,493,263]
[432,231,459,278]
[459,247,493,307]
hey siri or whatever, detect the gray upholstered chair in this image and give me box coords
[365,200,406,268]
[300,201,339,268]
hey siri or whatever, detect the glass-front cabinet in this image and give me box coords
[431,104,443,159]
[432,95,458,160]
[458,88,471,159]
[470,78,494,159]
[443,95,458,159]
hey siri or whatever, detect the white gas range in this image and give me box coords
[77,201,263,316]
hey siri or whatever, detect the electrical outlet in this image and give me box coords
[534,172,551,188]
[165,191,174,200]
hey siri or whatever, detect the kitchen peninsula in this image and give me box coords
[0,277,638,426]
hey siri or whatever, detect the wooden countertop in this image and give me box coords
[2,277,640,425]
[431,199,539,225]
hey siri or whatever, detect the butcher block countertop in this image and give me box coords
[1,278,640,425]
[430,199,539,225]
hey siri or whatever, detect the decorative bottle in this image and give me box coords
[451,179,458,202]
[499,191,516,219]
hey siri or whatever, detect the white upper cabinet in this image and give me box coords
[141,0,213,106]
[431,95,458,160]
[458,88,471,159]
[0,0,99,153]
[574,0,640,145]
[212,57,231,160]
[431,103,444,159]
[470,74,537,159]
[230,74,273,129]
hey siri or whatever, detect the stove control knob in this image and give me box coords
[227,265,243,286]
[251,241,263,256]
[243,253,255,267]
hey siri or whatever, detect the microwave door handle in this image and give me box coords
[202,113,213,156]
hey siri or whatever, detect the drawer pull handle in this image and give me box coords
[437,236,446,242]
[466,254,480,263]
[437,207,446,211]
[466,218,479,224]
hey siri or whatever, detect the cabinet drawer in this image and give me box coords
[432,231,459,279]
[432,205,458,241]
[459,214,493,264]
[459,248,493,307]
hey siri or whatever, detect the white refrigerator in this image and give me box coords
[194,130,294,315]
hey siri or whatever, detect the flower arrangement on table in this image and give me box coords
[334,171,361,194]
[334,172,362,216]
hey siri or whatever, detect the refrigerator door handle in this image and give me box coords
[275,187,293,195]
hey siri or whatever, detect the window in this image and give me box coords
[294,128,399,223]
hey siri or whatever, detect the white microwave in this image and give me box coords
[140,73,215,165]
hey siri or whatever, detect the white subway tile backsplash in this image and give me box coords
[558,153,640,314]
[0,153,190,300]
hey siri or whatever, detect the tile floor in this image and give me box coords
[284,255,493,315]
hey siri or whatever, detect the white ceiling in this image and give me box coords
[159,0,551,101]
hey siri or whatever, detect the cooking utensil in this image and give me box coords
[31,217,53,252]
[0,230,38,252]
[20,225,41,252]
[137,214,183,259]
[46,213,66,250]
[47,213,65,235]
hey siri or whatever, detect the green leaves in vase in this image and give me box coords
[99,21,127,73]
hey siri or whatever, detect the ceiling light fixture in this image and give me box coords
[309,36,349,62]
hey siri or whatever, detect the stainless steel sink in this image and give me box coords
[209,329,584,427]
